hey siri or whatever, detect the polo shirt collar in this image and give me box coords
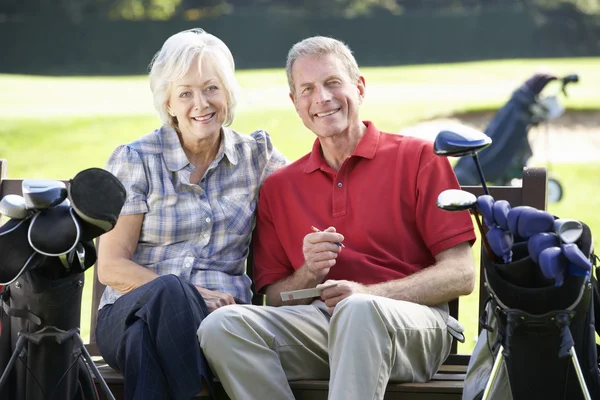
[161,125,239,172]
[304,121,380,173]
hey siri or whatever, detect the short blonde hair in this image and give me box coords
[286,36,360,95]
[149,28,239,128]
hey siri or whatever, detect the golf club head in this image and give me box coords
[561,243,592,277]
[538,246,568,286]
[492,200,511,231]
[22,179,67,210]
[436,189,476,212]
[433,125,492,157]
[476,195,495,229]
[487,227,513,263]
[554,218,583,244]
[0,194,29,219]
[527,232,560,264]
[511,207,554,239]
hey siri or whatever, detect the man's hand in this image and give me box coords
[302,226,344,281]
[319,279,370,315]
[196,287,236,312]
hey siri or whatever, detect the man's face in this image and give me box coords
[289,53,365,139]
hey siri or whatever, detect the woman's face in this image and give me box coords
[167,58,228,143]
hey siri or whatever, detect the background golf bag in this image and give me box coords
[453,73,577,188]
[0,168,125,400]
[463,221,600,400]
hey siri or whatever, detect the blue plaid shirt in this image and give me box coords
[99,126,288,309]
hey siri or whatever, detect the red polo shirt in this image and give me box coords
[253,121,476,293]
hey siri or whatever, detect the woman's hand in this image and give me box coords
[196,287,236,312]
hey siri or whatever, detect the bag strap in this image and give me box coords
[0,288,42,326]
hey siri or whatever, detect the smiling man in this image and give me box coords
[198,36,477,400]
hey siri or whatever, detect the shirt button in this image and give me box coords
[184,262,191,268]
[337,182,343,188]
[205,217,211,223]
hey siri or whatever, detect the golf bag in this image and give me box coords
[463,220,600,400]
[453,73,577,188]
[0,168,125,400]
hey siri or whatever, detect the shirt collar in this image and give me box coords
[161,125,239,172]
[303,121,380,173]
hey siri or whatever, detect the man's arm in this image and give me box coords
[320,242,475,311]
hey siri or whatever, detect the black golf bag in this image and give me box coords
[0,168,125,400]
[463,221,600,400]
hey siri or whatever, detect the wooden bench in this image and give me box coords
[0,159,548,400]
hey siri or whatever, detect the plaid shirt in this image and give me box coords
[99,126,288,309]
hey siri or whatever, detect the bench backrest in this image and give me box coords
[0,159,548,359]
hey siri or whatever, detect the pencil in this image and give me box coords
[311,226,345,248]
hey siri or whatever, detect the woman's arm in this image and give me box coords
[97,214,159,294]
[98,214,237,311]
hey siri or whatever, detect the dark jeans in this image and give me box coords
[96,275,211,400]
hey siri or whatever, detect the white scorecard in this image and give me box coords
[280,283,337,302]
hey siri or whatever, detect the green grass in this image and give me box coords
[1,58,599,352]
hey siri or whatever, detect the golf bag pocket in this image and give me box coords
[1,270,85,400]
[463,302,513,400]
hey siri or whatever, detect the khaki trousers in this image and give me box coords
[198,294,454,400]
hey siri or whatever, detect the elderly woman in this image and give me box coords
[95,28,287,400]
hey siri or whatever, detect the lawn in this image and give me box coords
[1,58,599,353]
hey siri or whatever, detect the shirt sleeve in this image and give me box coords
[250,130,290,186]
[415,148,477,256]
[105,145,149,216]
[252,178,295,294]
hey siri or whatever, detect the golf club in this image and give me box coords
[22,179,68,210]
[492,200,511,231]
[433,126,492,195]
[0,194,29,219]
[487,226,513,263]
[436,189,494,260]
[554,218,583,244]
[507,206,554,239]
[538,246,568,286]
[527,232,560,264]
[476,195,495,229]
[561,243,592,277]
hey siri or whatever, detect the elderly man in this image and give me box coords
[197,36,476,400]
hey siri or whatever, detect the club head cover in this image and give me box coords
[507,206,534,239]
[516,207,554,239]
[476,195,495,229]
[492,200,511,231]
[0,194,29,219]
[527,232,560,264]
[538,246,568,286]
[487,227,514,263]
[28,204,80,256]
[0,217,45,285]
[68,168,126,241]
[561,243,592,277]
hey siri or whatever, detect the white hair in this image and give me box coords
[286,36,360,95]
[149,28,239,128]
